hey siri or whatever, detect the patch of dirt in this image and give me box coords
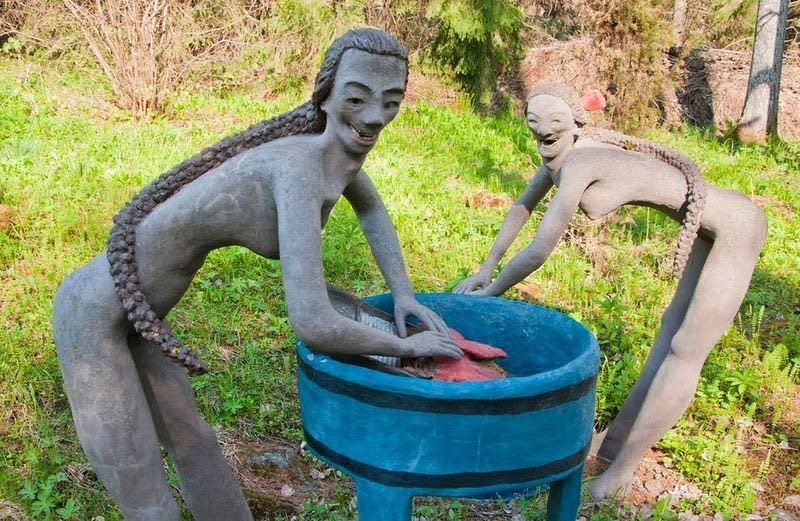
[0,205,15,233]
[221,433,347,519]
[585,450,702,509]
[752,194,796,221]
[462,190,514,210]
[0,500,30,521]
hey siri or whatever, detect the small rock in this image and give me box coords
[769,509,800,521]
[670,483,703,501]
[745,515,763,520]
[640,505,655,519]
[280,485,295,497]
[645,478,664,494]
[678,512,699,521]
[714,513,724,521]
[245,449,293,472]
[511,515,524,521]
[783,495,800,508]
[310,467,333,480]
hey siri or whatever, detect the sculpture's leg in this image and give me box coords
[595,237,711,462]
[355,479,412,521]
[130,337,253,521]
[546,465,584,521]
[53,260,181,521]
[589,222,765,500]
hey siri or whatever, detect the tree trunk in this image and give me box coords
[672,0,689,47]
[736,0,789,142]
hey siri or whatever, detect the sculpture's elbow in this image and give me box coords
[287,304,341,351]
[521,247,546,274]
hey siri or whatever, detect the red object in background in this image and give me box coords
[580,89,607,111]
[433,329,507,382]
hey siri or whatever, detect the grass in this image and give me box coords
[0,53,799,520]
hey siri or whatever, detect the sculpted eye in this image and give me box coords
[384,101,400,110]
[347,97,364,106]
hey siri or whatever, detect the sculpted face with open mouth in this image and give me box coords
[349,121,379,147]
[526,94,579,170]
[322,48,406,155]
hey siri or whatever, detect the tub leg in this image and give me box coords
[355,479,412,521]
[545,464,584,521]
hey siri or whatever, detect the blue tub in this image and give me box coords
[296,293,599,520]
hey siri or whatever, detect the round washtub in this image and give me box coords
[296,293,599,521]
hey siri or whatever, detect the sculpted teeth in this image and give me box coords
[350,124,377,144]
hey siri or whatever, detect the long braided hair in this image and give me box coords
[527,83,706,280]
[106,28,409,374]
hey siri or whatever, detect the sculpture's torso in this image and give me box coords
[559,138,738,242]
[131,134,341,315]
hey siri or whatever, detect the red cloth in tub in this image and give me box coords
[433,329,507,382]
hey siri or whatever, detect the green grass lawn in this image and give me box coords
[1,56,798,520]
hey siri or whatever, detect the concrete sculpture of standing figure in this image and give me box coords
[454,83,767,500]
[52,28,461,520]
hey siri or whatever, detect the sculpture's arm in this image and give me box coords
[343,170,449,337]
[275,178,459,358]
[481,173,586,296]
[453,167,554,293]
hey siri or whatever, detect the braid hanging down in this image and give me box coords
[106,28,408,374]
[528,83,707,280]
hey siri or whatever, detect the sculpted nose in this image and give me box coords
[538,123,554,137]
[361,102,385,129]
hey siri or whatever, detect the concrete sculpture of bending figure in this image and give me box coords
[454,83,767,500]
[52,28,461,520]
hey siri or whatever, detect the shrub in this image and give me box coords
[424,0,525,111]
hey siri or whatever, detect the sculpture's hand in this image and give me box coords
[393,295,449,337]
[399,330,462,359]
[452,272,492,294]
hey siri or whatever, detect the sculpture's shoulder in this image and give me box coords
[248,133,320,163]
[236,134,323,181]
[570,136,659,169]
[560,140,622,172]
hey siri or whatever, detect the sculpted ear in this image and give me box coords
[581,89,606,111]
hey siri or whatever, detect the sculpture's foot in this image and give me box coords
[586,466,633,502]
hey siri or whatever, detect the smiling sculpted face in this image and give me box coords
[526,94,579,170]
[321,49,407,155]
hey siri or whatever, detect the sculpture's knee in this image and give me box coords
[667,330,707,365]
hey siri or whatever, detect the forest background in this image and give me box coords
[1,0,799,519]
